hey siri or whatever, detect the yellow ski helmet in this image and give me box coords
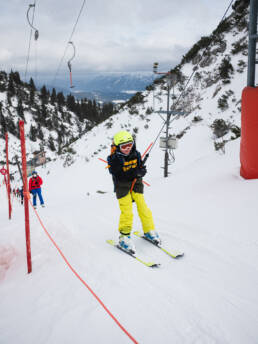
[113,131,133,146]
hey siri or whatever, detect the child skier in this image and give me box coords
[29,171,45,209]
[107,130,160,253]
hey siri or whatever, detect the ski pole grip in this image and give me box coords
[141,153,149,166]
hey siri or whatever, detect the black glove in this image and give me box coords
[135,165,147,178]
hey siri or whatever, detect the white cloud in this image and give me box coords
[0,48,12,62]
[0,0,232,76]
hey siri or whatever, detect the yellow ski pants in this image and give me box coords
[118,191,155,235]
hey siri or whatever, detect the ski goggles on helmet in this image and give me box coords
[119,142,133,150]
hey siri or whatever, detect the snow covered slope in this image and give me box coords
[1,112,258,344]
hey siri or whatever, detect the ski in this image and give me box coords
[106,239,160,268]
[133,231,184,259]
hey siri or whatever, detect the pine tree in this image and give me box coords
[0,102,7,138]
[0,71,7,83]
[29,77,36,91]
[5,113,16,136]
[219,57,234,83]
[17,98,25,120]
[57,92,65,106]
[11,71,21,85]
[7,76,15,98]
[52,110,59,129]
[7,92,12,106]
[38,104,48,126]
[57,131,63,152]
[16,120,20,139]
[48,135,56,151]
[101,102,115,121]
[40,85,48,104]
[38,126,44,141]
[29,78,36,104]
[51,88,57,104]
[29,124,37,142]
[67,94,76,112]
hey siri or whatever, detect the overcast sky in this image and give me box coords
[0,0,233,80]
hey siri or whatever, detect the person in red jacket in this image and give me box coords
[29,171,45,209]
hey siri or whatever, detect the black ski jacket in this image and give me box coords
[107,147,144,199]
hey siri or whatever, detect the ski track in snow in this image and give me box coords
[1,136,258,344]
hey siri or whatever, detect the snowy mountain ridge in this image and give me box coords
[68,0,248,169]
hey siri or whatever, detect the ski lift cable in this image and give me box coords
[149,0,235,156]
[24,0,37,82]
[221,0,235,22]
[24,23,33,82]
[52,0,86,87]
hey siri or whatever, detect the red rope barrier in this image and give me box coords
[141,142,153,160]
[29,200,138,344]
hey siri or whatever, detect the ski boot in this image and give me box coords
[118,235,136,254]
[144,230,161,245]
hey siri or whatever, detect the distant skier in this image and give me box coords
[107,130,160,253]
[29,171,45,209]
[20,186,24,205]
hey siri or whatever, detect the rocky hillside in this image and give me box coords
[73,0,248,165]
[119,0,248,145]
[0,73,116,165]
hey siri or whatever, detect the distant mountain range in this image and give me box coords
[39,72,155,103]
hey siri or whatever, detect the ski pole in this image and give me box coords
[130,142,153,193]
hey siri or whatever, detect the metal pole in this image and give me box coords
[15,155,23,182]
[164,85,171,178]
[19,120,32,274]
[247,0,258,87]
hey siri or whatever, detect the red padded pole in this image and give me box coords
[5,133,12,219]
[240,87,258,179]
[19,121,32,273]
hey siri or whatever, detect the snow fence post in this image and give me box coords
[5,133,12,220]
[19,121,32,274]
